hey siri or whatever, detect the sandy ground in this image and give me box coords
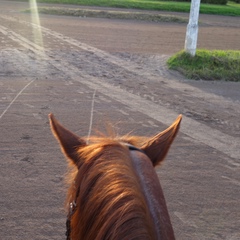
[0,1,240,240]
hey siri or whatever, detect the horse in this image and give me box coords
[49,113,182,240]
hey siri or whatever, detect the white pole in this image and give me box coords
[185,0,201,56]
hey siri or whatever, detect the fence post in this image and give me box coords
[185,0,201,56]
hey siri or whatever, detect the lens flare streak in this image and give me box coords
[29,0,44,50]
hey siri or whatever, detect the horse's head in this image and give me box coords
[49,113,181,240]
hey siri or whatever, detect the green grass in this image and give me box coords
[167,50,240,81]
[26,0,240,16]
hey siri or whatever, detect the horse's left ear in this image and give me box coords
[141,115,182,166]
[49,113,86,165]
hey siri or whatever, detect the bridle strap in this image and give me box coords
[66,218,71,240]
[123,143,145,154]
[66,196,78,239]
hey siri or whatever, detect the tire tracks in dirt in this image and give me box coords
[0,15,239,161]
[2,14,239,137]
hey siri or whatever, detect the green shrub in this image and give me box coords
[160,0,228,5]
[167,50,240,81]
[232,0,240,3]
[201,0,227,3]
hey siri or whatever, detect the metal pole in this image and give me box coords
[185,0,201,56]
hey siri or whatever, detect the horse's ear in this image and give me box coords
[49,113,86,165]
[141,115,182,167]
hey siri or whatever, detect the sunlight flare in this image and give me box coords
[29,0,44,50]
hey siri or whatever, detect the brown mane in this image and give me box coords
[68,137,156,240]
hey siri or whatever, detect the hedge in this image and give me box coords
[161,0,228,5]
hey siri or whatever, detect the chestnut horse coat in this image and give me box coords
[49,114,182,240]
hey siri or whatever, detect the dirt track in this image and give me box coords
[0,1,240,240]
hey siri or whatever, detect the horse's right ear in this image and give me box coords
[49,113,86,165]
[141,115,182,167]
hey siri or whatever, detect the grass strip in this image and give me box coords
[26,7,187,23]
[167,50,240,81]
[25,0,240,16]
[13,0,240,16]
